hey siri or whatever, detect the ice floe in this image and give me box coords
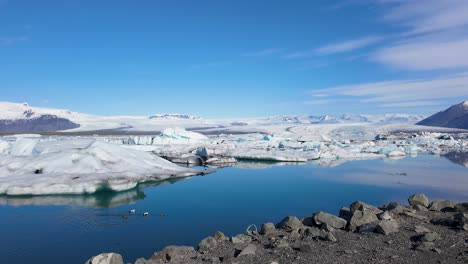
[0,123,466,195]
[0,140,207,195]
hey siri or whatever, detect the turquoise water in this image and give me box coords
[0,155,467,264]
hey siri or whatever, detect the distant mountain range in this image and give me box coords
[0,101,427,133]
[149,114,201,120]
[417,101,468,129]
[263,113,425,125]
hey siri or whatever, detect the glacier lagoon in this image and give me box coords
[0,155,467,264]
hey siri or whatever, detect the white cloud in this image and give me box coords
[308,72,468,107]
[383,0,468,35]
[380,100,445,108]
[367,0,468,71]
[285,36,383,59]
[372,36,468,70]
[315,36,383,55]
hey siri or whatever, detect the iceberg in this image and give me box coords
[10,138,39,156]
[0,140,10,155]
[0,140,208,195]
[161,127,208,141]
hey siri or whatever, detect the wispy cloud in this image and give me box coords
[380,100,445,108]
[284,36,383,59]
[372,36,468,71]
[308,72,468,107]
[382,0,468,35]
[367,0,468,71]
[315,36,383,55]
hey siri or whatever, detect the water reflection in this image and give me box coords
[234,161,305,170]
[0,155,466,209]
[0,177,186,208]
[443,151,468,167]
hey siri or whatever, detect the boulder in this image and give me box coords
[429,200,455,211]
[236,244,257,257]
[86,253,124,264]
[414,232,440,242]
[301,217,314,227]
[230,236,243,244]
[275,239,290,249]
[320,223,334,232]
[431,216,458,227]
[150,246,197,262]
[260,223,276,235]
[232,234,252,244]
[134,258,151,264]
[350,201,383,215]
[382,202,406,215]
[324,232,337,242]
[376,220,400,235]
[455,203,468,213]
[402,211,428,220]
[413,242,435,252]
[414,225,431,233]
[454,212,468,227]
[339,207,352,221]
[358,222,379,233]
[198,236,217,252]
[304,227,325,238]
[276,216,303,231]
[412,204,429,212]
[408,194,430,208]
[349,210,378,231]
[313,211,347,229]
[289,229,301,240]
[377,211,393,221]
[214,231,227,241]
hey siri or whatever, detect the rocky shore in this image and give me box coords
[86,194,468,264]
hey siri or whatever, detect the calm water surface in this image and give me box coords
[0,155,467,264]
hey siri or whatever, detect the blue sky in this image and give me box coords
[1,0,468,118]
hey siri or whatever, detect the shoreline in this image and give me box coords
[86,194,468,264]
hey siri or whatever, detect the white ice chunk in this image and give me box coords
[161,127,208,141]
[387,150,406,157]
[0,140,10,155]
[10,138,38,156]
[0,140,206,195]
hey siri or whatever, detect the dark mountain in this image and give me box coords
[417,101,468,129]
[0,115,80,132]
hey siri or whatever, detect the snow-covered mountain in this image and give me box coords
[149,114,201,120]
[417,101,468,129]
[302,113,423,124]
[0,102,81,132]
[0,101,426,133]
[0,102,216,132]
[254,113,424,125]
